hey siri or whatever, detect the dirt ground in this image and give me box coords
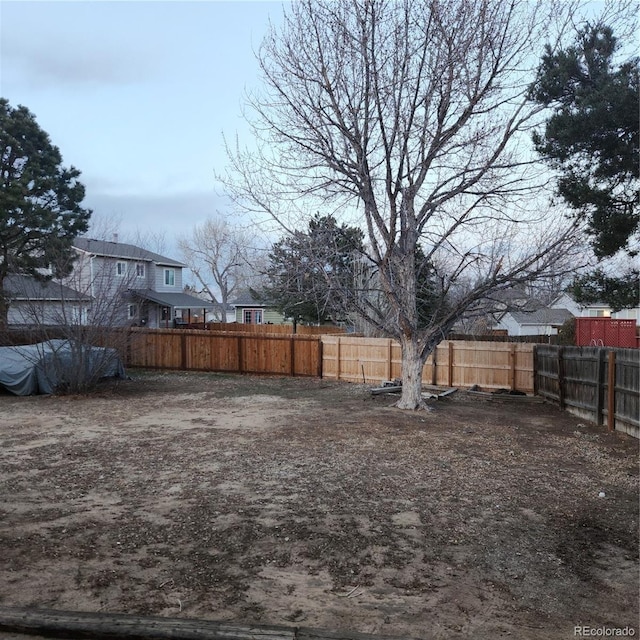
[0,370,637,640]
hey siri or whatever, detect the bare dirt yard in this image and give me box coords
[0,371,637,640]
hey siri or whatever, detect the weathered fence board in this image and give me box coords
[535,345,639,438]
[321,337,534,393]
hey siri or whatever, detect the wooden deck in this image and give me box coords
[0,607,417,640]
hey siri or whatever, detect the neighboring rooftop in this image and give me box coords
[130,289,216,309]
[231,289,273,307]
[4,274,91,301]
[73,238,185,267]
[507,308,574,326]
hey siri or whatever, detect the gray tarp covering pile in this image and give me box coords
[0,340,126,395]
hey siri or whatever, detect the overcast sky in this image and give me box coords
[1,0,285,256]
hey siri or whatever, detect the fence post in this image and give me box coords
[509,343,517,391]
[336,337,341,381]
[557,346,566,409]
[289,337,295,376]
[386,339,392,381]
[595,348,606,426]
[317,339,323,378]
[607,350,616,432]
[448,341,454,388]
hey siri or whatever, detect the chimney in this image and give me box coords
[113,233,118,243]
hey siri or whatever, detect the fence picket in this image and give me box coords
[535,345,638,438]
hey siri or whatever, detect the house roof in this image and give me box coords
[508,308,574,326]
[4,274,91,302]
[231,289,272,307]
[73,238,185,267]
[130,289,216,309]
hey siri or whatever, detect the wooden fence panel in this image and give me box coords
[296,325,346,335]
[615,349,640,437]
[321,336,534,393]
[123,329,321,377]
[128,329,183,369]
[534,345,560,401]
[207,323,292,334]
[242,336,288,375]
[183,333,239,372]
[534,345,639,438]
[292,337,321,376]
[205,323,346,336]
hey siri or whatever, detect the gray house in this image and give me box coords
[4,274,92,326]
[72,238,215,328]
[493,308,574,337]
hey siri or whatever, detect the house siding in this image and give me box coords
[235,307,286,324]
[8,301,89,325]
[264,309,285,324]
[153,265,183,293]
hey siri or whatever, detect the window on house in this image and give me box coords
[128,304,138,319]
[136,263,145,278]
[164,269,175,286]
[116,261,126,276]
[244,309,263,324]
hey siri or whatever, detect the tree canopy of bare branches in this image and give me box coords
[178,218,263,322]
[224,0,592,409]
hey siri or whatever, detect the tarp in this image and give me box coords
[0,340,126,395]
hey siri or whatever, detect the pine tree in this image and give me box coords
[0,98,92,326]
[530,24,639,310]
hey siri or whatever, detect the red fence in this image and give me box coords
[575,318,639,348]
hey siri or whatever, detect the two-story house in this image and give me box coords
[71,238,215,328]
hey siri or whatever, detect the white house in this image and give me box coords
[553,292,639,323]
[493,291,639,337]
[493,307,574,336]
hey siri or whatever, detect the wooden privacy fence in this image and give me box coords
[534,345,639,438]
[205,323,346,335]
[114,330,535,392]
[123,328,322,377]
[321,336,535,393]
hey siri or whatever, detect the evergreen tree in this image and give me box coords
[0,98,92,326]
[530,24,639,310]
[265,215,364,323]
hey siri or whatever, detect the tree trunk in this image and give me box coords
[396,333,427,410]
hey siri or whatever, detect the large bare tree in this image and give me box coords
[178,217,263,322]
[225,0,589,409]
